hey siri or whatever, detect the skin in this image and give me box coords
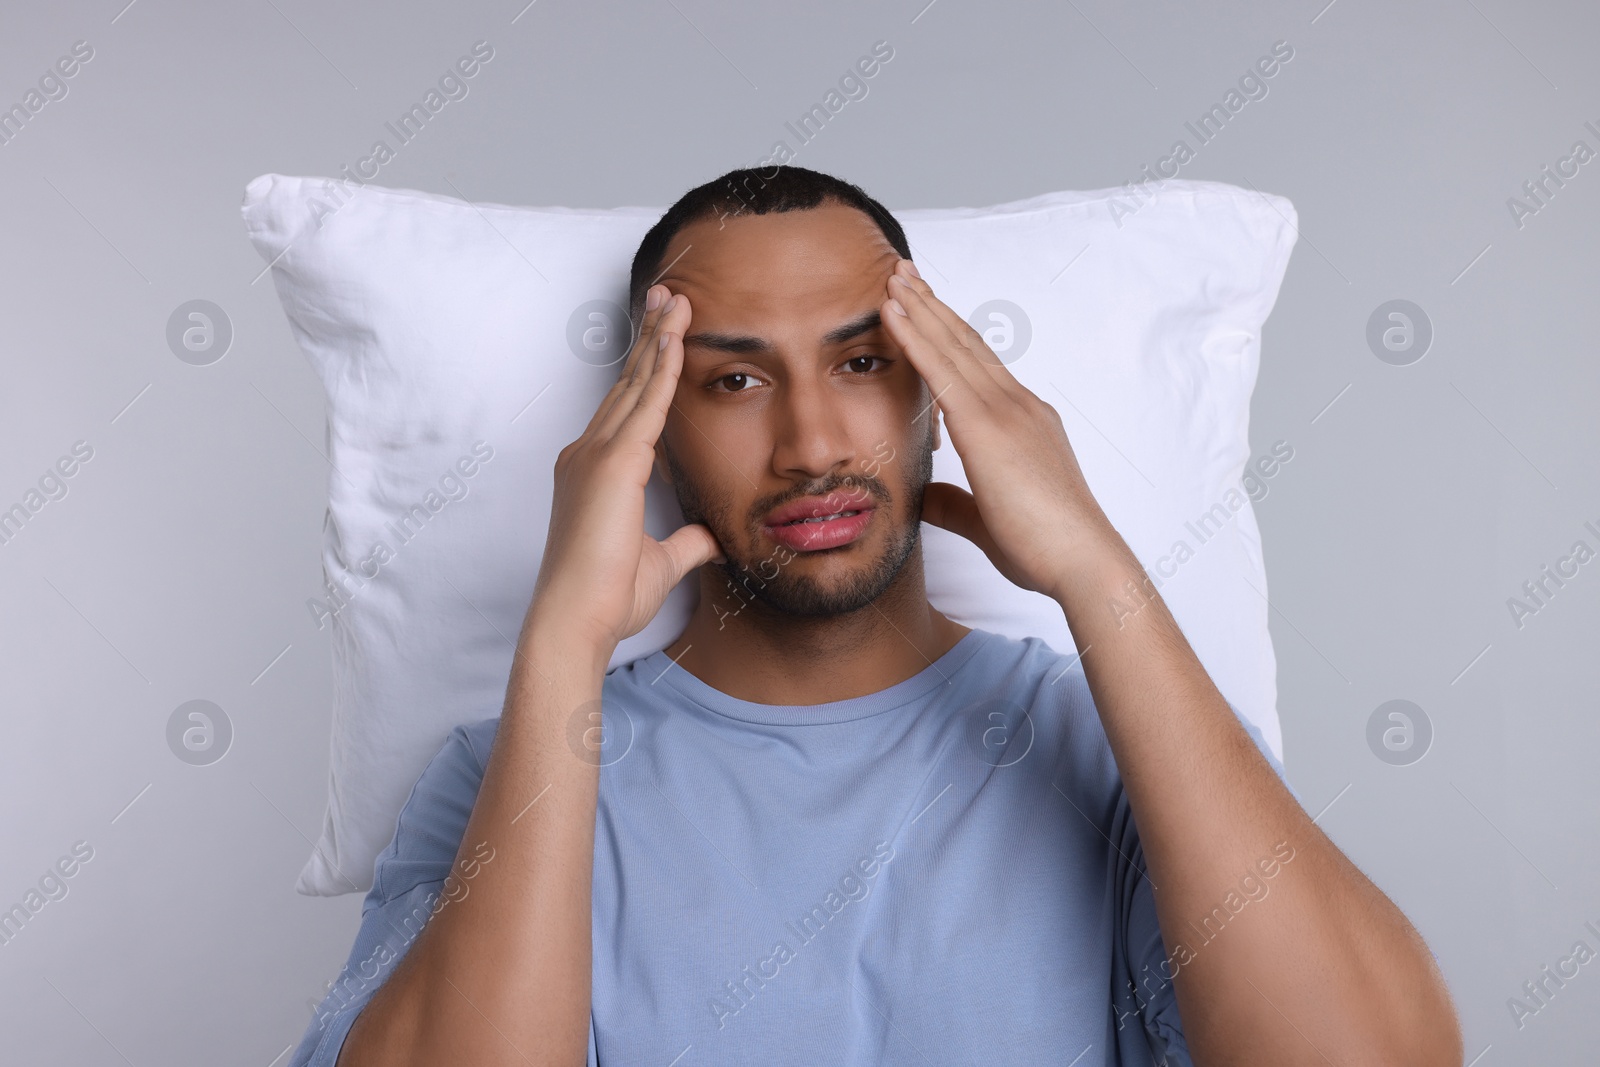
[338,201,1463,1066]
[650,204,966,699]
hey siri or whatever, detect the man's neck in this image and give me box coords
[661,547,970,706]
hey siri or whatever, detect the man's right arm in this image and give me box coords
[330,282,714,1067]
[335,625,610,1067]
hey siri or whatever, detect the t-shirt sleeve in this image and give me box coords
[287,722,489,1067]
[1107,705,1295,1066]
[1108,790,1193,1067]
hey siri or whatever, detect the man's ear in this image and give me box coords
[653,439,674,487]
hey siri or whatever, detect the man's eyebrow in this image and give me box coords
[682,309,884,355]
[823,309,883,346]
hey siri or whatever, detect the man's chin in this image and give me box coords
[715,525,919,619]
[726,574,884,618]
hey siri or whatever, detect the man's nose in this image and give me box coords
[769,375,855,482]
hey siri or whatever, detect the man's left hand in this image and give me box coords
[879,256,1121,601]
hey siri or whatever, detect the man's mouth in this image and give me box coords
[761,490,877,552]
[778,508,864,526]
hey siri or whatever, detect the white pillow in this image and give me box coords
[241,174,1297,897]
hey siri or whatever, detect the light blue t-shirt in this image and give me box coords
[291,627,1288,1066]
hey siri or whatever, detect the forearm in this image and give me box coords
[1054,527,1460,1066]
[339,608,609,1067]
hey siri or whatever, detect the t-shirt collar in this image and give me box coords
[639,628,992,726]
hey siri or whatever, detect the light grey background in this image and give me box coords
[2,0,1594,1063]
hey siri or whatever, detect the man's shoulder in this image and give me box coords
[924,627,1106,768]
[961,627,1289,791]
[963,625,1080,666]
[410,714,501,794]
[369,716,499,902]
[406,714,500,798]
[955,626,1093,699]
[947,628,1125,809]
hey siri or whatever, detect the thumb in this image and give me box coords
[920,481,999,558]
[658,523,725,583]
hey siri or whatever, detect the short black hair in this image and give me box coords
[626,165,911,335]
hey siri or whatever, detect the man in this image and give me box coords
[292,166,1461,1066]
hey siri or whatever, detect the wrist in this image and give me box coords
[519,606,615,677]
[1042,520,1141,605]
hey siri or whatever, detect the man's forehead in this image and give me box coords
[656,204,901,313]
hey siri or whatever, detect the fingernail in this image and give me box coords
[664,295,678,313]
[659,331,671,351]
[905,260,921,279]
[889,298,908,317]
[646,286,663,311]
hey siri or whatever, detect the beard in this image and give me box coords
[663,421,935,619]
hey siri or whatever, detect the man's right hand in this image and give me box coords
[528,283,721,653]
[338,289,713,1067]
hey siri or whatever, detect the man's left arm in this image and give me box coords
[880,259,1462,1067]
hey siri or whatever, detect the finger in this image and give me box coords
[659,522,725,579]
[891,261,1026,391]
[920,481,991,545]
[597,292,690,441]
[881,284,991,428]
[891,260,982,347]
[887,270,1012,405]
[621,284,679,384]
[583,285,677,437]
[585,284,672,433]
[609,294,691,447]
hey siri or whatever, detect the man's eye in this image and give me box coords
[712,372,756,393]
[845,355,887,373]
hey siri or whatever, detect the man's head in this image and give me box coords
[627,166,940,620]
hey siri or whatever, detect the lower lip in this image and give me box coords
[763,509,875,552]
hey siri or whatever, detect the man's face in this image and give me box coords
[652,201,938,619]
